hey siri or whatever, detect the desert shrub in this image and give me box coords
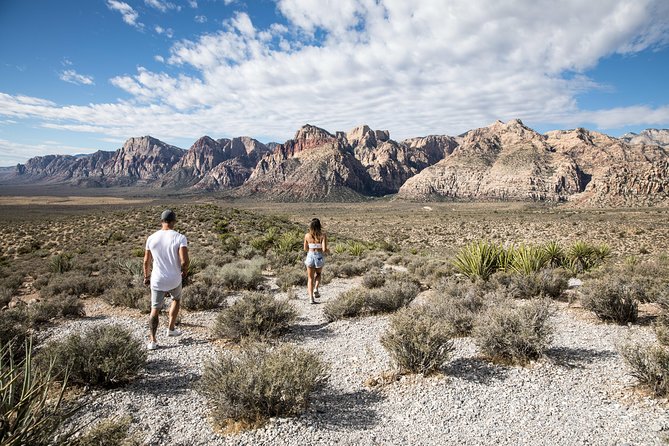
[0,273,24,293]
[367,280,420,313]
[619,343,669,396]
[40,324,146,388]
[72,415,139,446]
[432,279,488,336]
[180,282,227,311]
[362,268,386,289]
[333,244,348,255]
[543,241,565,267]
[200,343,327,427]
[0,286,12,308]
[329,261,367,278]
[0,310,29,358]
[49,253,73,274]
[452,241,501,281]
[276,267,307,291]
[656,295,669,346]
[104,285,147,311]
[0,340,72,446]
[407,257,452,281]
[40,272,111,299]
[275,230,303,255]
[216,259,265,290]
[491,268,569,300]
[580,278,640,324]
[115,259,143,278]
[473,298,554,364]
[380,305,454,375]
[26,295,85,326]
[323,288,367,322]
[347,241,366,257]
[213,292,297,341]
[219,233,241,254]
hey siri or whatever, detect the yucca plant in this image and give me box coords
[49,253,73,274]
[511,245,549,275]
[115,258,143,278]
[543,241,564,267]
[0,340,73,446]
[333,244,348,255]
[347,242,366,257]
[496,245,515,272]
[452,241,500,281]
[276,230,303,254]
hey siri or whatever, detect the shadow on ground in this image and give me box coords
[545,346,617,369]
[308,386,384,431]
[287,319,335,341]
[130,358,200,396]
[443,357,509,384]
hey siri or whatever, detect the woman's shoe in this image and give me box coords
[314,289,320,299]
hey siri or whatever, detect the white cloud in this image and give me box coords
[106,0,143,29]
[188,0,198,7]
[0,139,98,165]
[1,0,669,148]
[154,55,165,63]
[145,0,180,13]
[59,69,95,86]
[194,15,207,23]
[155,26,174,38]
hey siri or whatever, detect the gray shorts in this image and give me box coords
[305,251,324,269]
[151,284,182,309]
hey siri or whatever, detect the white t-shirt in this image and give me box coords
[145,229,188,291]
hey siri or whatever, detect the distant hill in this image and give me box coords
[4,121,669,206]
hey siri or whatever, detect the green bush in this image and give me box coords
[619,343,669,396]
[580,278,640,324]
[473,298,554,364]
[40,272,110,299]
[0,340,72,446]
[180,282,227,311]
[543,241,565,267]
[49,253,73,274]
[329,261,368,278]
[0,286,12,308]
[565,241,610,274]
[510,245,549,275]
[452,241,501,281]
[347,242,366,257]
[200,344,327,426]
[381,305,454,375]
[0,310,29,359]
[40,324,146,388]
[213,293,297,342]
[104,284,147,311]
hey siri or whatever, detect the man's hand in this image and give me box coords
[144,277,150,286]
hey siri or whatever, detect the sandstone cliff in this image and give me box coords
[621,129,669,148]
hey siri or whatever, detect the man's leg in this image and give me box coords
[149,308,160,342]
[168,298,180,331]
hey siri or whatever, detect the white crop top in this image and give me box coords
[308,243,322,249]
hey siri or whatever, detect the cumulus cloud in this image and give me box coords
[188,0,198,7]
[194,15,207,23]
[155,26,174,38]
[106,0,143,29]
[59,69,95,86]
[3,0,669,146]
[0,139,97,165]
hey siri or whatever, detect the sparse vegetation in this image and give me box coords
[180,282,227,311]
[580,278,641,324]
[71,416,139,446]
[472,298,554,364]
[199,343,327,428]
[40,324,146,388]
[432,279,490,336]
[381,305,454,375]
[213,292,297,341]
[619,342,669,396]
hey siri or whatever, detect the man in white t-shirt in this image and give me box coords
[143,209,189,350]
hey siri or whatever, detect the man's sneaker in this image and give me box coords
[167,328,182,337]
[147,341,158,350]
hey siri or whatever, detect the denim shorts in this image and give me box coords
[305,251,324,268]
[151,284,182,309]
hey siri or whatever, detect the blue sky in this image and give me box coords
[0,0,668,166]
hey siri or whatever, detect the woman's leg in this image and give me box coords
[314,267,322,296]
[306,266,315,302]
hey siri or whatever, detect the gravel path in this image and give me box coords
[47,276,669,446]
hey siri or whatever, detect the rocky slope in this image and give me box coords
[621,128,669,148]
[398,120,669,205]
[6,121,669,206]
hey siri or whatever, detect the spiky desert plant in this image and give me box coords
[452,241,501,281]
[333,244,348,255]
[510,245,549,275]
[543,241,565,267]
[49,253,73,274]
[0,340,73,446]
[347,242,366,257]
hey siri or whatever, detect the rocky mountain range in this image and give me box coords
[3,121,669,205]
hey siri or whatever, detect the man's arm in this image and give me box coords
[179,246,190,279]
[143,250,152,285]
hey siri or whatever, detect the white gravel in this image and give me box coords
[46,276,669,445]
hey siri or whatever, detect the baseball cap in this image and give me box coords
[161,209,177,222]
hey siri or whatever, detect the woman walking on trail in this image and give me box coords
[304,218,328,304]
